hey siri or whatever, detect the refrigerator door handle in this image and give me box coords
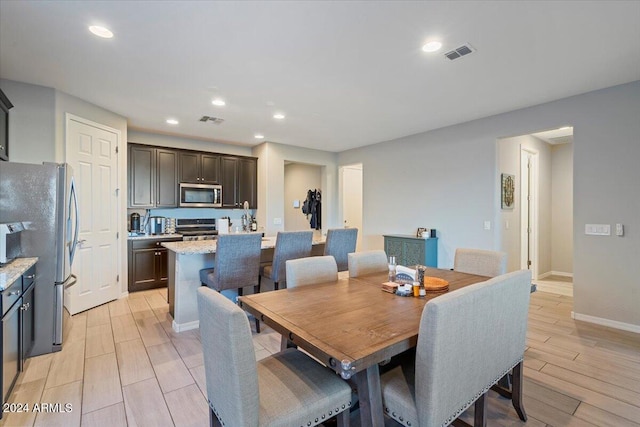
[68,177,80,266]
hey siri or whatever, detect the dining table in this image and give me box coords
[239,266,492,426]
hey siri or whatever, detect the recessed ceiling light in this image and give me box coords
[254,134,265,139]
[89,25,113,39]
[273,113,285,120]
[212,99,226,106]
[422,40,442,53]
[166,118,179,125]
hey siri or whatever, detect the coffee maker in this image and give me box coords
[130,213,141,232]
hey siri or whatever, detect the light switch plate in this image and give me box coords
[484,221,491,230]
[585,224,611,236]
[273,217,282,225]
[616,223,624,236]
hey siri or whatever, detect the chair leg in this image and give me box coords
[210,408,222,427]
[512,361,527,421]
[474,392,487,427]
[336,407,350,427]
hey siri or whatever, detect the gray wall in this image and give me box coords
[338,81,640,329]
[1,79,56,163]
[551,143,573,275]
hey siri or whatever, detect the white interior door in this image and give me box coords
[65,115,120,314]
[340,164,363,250]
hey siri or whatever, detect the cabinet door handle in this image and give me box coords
[9,290,21,296]
[26,274,36,279]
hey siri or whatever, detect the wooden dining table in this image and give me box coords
[239,267,491,426]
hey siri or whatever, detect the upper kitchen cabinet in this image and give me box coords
[221,156,257,209]
[179,151,220,184]
[0,88,14,161]
[128,144,178,208]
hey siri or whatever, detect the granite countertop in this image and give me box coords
[128,233,183,240]
[0,257,38,291]
[163,235,326,255]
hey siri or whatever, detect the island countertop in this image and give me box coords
[0,257,38,291]
[162,235,325,255]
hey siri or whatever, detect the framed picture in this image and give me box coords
[501,173,515,209]
[416,227,427,238]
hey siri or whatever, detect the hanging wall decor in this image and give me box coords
[501,173,515,209]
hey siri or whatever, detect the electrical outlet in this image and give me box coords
[616,223,624,236]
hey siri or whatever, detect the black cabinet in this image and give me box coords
[0,88,13,162]
[128,238,182,292]
[128,144,178,208]
[1,263,36,417]
[179,152,220,184]
[221,156,257,209]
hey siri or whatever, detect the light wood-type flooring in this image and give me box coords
[3,284,639,427]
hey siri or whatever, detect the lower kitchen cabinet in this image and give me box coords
[1,263,36,418]
[383,235,438,267]
[128,238,182,292]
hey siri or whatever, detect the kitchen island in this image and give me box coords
[162,235,325,332]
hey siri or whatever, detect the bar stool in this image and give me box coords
[199,233,262,332]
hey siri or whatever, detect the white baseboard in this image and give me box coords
[538,271,573,280]
[119,291,129,299]
[571,311,640,334]
[173,320,199,333]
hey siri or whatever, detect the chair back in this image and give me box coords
[454,248,507,277]
[209,233,262,291]
[415,270,531,426]
[348,250,388,277]
[271,231,313,283]
[323,228,358,271]
[197,287,259,426]
[286,256,338,288]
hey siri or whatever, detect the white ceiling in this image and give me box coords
[1,1,639,152]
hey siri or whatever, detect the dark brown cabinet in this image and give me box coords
[221,156,257,208]
[179,152,220,184]
[128,237,182,292]
[128,145,178,208]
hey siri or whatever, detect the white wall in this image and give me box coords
[128,130,252,157]
[551,143,573,275]
[0,79,56,163]
[253,141,338,237]
[284,163,321,233]
[339,81,640,330]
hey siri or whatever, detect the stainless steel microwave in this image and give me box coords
[179,183,222,208]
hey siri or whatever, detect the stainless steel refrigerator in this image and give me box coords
[0,162,79,355]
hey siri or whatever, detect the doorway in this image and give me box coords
[339,163,363,250]
[520,148,538,278]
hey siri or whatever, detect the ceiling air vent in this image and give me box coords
[199,116,225,124]
[444,43,475,61]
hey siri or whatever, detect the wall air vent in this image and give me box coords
[199,116,225,124]
[444,43,475,61]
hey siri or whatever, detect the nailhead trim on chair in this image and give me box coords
[297,400,352,427]
[383,357,523,427]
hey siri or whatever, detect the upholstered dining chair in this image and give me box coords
[199,233,262,332]
[260,230,313,290]
[323,228,358,272]
[380,270,531,427]
[286,255,338,288]
[453,248,507,277]
[348,249,388,277]
[197,287,352,427]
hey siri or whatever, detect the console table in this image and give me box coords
[383,235,438,267]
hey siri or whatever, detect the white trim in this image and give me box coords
[173,319,200,333]
[538,271,573,279]
[571,311,640,334]
[119,291,129,299]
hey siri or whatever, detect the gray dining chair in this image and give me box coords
[199,233,262,332]
[197,287,352,427]
[348,249,388,277]
[380,270,531,427]
[453,248,507,277]
[323,228,358,272]
[260,230,313,290]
